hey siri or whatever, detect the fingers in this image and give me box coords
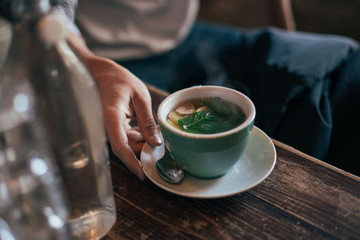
[127,127,145,155]
[91,61,161,180]
[127,126,144,142]
[104,107,146,180]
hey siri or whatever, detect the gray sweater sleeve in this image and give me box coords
[0,0,80,33]
[50,0,77,21]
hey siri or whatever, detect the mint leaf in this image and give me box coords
[178,111,219,129]
[178,111,238,134]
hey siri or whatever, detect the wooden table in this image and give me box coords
[104,85,360,240]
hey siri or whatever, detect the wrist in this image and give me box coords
[66,32,117,81]
[85,56,117,79]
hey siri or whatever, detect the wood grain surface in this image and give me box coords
[103,140,360,240]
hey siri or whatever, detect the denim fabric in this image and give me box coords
[117,22,360,176]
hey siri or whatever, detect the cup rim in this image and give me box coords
[157,85,256,139]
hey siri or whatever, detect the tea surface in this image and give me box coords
[167,97,246,134]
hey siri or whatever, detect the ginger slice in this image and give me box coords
[175,102,195,115]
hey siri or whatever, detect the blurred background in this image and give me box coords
[1,0,360,67]
[198,0,360,41]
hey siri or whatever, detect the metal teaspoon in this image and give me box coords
[156,145,184,184]
[152,104,184,184]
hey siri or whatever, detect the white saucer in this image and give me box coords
[140,126,276,199]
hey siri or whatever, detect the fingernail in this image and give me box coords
[151,133,163,145]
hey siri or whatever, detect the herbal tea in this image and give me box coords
[166,97,246,134]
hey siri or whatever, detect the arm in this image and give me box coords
[265,0,296,31]
[55,0,163,180]
[67,33,162,180]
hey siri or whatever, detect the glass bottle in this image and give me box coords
[0,0,116,239]
[0,2,70,239]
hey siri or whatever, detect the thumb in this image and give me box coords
[140,112,163,146]
[134,100,163,147]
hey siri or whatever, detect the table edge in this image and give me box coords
[271,138,360,181]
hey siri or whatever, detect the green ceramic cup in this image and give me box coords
[157,85,256,178]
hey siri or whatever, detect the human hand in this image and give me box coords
[68,34,162,180]
[91,57,163,180]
